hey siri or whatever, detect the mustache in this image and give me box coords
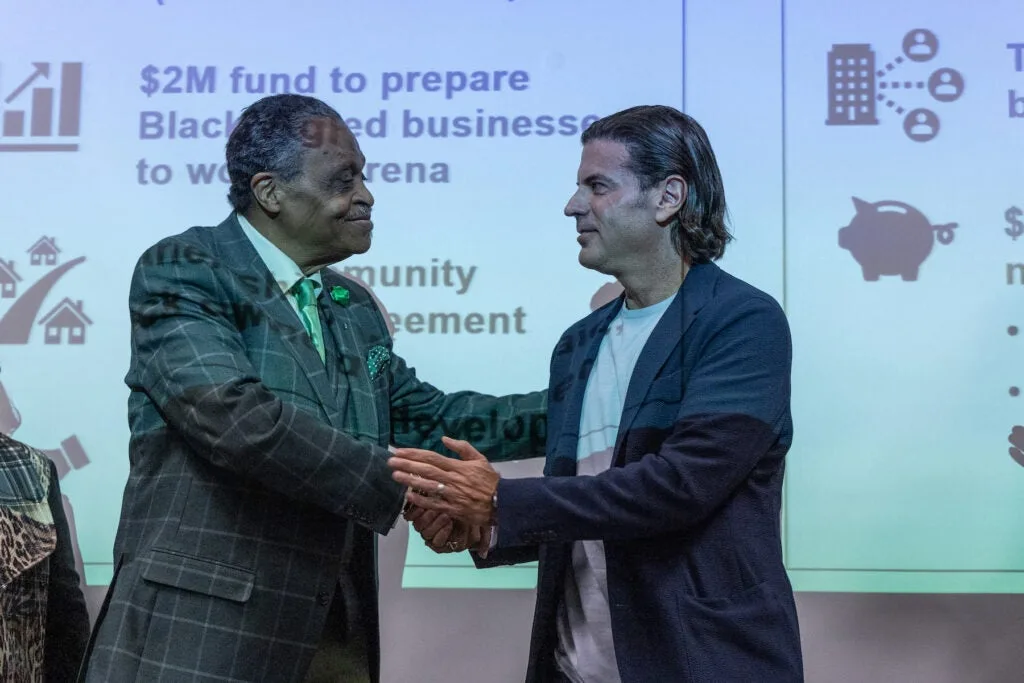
[345,209,372,220]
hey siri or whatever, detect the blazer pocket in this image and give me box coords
[681,578,768,609]
[140,548,255,603]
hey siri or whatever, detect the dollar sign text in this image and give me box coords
[1006,206,1024,241]
[139,65,217,97]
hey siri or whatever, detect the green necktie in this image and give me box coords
[292,278,326,364]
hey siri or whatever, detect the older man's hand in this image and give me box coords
[389,436,499,528]
[404,504,492,556]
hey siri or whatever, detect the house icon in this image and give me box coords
[38,298,91,345]
[27,237,61,267]
[0,259,21,299]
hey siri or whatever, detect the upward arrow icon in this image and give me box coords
[4,63,51,104]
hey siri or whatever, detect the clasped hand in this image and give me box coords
[388,436,499,557]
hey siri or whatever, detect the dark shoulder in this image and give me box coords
[702,266,790,344]
[709,266,785,317]
[132,218,232,271]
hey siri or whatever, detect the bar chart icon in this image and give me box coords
[0,62,83,152]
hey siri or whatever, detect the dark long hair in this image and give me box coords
[581,105,732,263]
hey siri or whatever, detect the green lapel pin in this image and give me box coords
[329,286,350,305]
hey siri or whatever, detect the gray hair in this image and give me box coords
[225,94,344,213]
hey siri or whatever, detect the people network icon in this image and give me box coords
[826,28,965,142]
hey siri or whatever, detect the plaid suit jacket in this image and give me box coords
[81,214,546,682]
[479,262,803,682]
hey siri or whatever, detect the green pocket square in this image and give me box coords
[367,345,391,379]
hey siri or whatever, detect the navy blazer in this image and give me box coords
[483,262,803,682]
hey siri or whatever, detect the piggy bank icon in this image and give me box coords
[838,197,958,281]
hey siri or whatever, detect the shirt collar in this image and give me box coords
[236,213,323,296]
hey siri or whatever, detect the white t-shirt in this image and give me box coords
[554,293,674,683]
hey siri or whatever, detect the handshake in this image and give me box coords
[387,435,500,558]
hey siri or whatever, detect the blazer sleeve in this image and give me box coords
[493,295,791,545]
[43,460,90,683]
[387,352,548,464]
[127,243,405,534]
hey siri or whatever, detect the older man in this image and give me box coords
[81,94,545,683]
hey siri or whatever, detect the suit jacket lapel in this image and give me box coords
[320,270,379,442]
[210,215,344,428]
[614,262,719,459]
[552,300,622,477]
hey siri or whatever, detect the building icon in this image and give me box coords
[0,259,21,298]
[38,298,91,345]
[0,62,83,152]
[27,236,60,266]
[827,44,878,125]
